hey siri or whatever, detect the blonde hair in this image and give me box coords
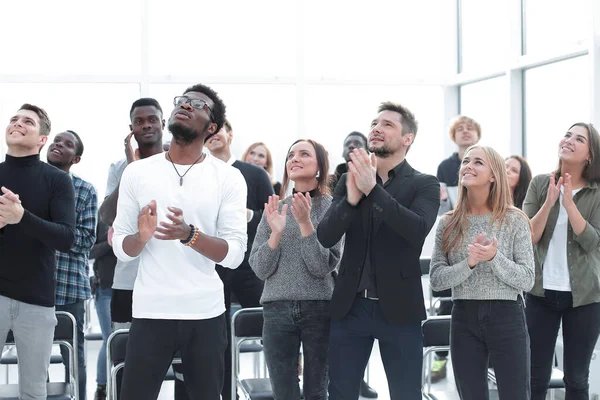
[448,115,482,142]
[442,145,527,253]
[242,142,274,177]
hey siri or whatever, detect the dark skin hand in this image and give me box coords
[155,207,192,241]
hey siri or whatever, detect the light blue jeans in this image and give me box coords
[94,287,112,385]
[0,294,57,400]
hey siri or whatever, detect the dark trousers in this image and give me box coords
[174,265,264,400]
[526,291,600,400]
[451,299,530,400]
[263,300,330,400]
[329,298,423,400]
[119,314,227,400]
[56,300,87,400]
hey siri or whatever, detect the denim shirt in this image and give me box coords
[523,174,600,307]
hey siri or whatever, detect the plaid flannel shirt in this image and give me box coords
[55,174,98,305]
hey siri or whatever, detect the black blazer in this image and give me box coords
[232,160,275,264]
[317,161,440,324]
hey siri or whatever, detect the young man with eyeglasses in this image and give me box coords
[0,104,75,400]
[112,84,247,399]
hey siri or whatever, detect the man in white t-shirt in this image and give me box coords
[112,84,247,400]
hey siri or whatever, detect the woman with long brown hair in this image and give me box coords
[242,142,281,196]
[524,122,600,400]
[429,145,535,400]
[249,139,341,400]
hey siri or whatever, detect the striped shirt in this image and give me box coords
[55,174,98,305]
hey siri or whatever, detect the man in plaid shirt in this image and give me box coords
[47,130,98,400]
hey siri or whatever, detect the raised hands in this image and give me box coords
[137,200,157,243]
[124,132,139,164]
[155,206,192,241]
[467,233,498,268]
[290,192,312,224]
[265,195,288,236]
[561,173,574,208]
[545,172,563,208]
[345,168,363,206]
[348,149,377,196]
[0,186,24,227]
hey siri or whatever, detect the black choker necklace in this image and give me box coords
[166,151,205,186]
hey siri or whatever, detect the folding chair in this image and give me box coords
[231,307,273,400]
[0,311,78,400]
[421,316,499,400]
[106,329,179,400]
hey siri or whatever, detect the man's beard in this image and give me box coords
[168,121,209,145]
[368,144,393,158]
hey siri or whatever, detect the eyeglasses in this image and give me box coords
[173,96,214,119]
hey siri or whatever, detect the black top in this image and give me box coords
[436,152,461,186]
[232,160,275,266]
[357,161,406,297]
[317,160,440,324]
[0,154,75,307]
[90,219,116,289]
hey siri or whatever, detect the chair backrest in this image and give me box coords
[231,307,264,399]
[420,257,431,276]
[106,329,129,400]
[233,307,264,338]
[422,316,451,348]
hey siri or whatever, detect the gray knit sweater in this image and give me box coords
[429,210,535,300]
[249,194,342,303]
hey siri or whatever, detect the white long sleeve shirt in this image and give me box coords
[112,153,247,320]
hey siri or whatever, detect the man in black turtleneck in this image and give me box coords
[0,103,75,400]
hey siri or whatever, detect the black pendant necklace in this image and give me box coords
[166,151,205,186]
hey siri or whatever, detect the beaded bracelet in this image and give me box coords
[180,224,196,245]
[185,228,200,247]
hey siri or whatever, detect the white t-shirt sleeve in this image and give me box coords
[217,168,248,269]
[112,165,142,263]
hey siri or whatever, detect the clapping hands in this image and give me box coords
[467,233,498,268]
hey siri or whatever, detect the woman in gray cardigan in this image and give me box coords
[429,145,535,400]
[249,139,342,400]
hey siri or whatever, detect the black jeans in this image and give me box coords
[174,265,264,400]
[451,299,530,400]
[329,298,423,400]
[120,314,227,400]
[526,291,600,400]
[263,300,330,400]
[56,300,87,400]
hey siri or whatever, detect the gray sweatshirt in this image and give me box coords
[249,194,342,303]
[429,211,535,300]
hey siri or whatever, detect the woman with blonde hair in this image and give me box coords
[524,122,600,400]
[429,145,535,400]
[243,142,282,196]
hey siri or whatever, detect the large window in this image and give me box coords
[524,56,590,175]
[460,76,510,158]
[147,0,297,77]
[0,83,141,199]
[460,0,510,73]
[303,0,447,80]
[0,1,142,75]
[523,0,591,55]
[304,85,445,176]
